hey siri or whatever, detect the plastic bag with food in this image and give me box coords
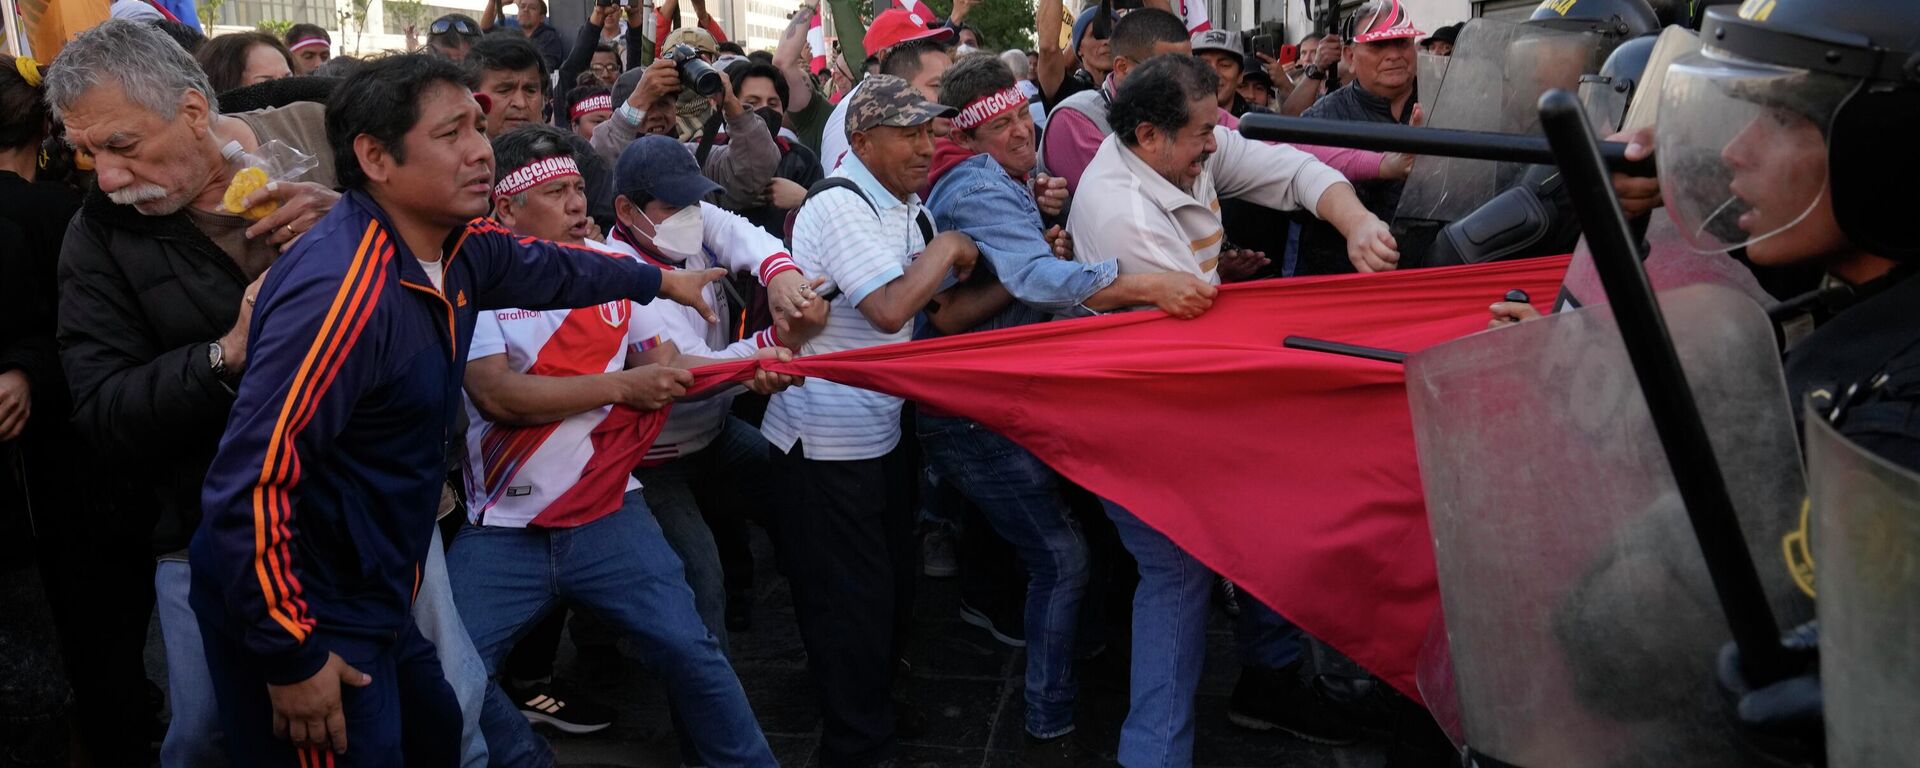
[219,140,320,220]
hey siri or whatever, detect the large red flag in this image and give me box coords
[671,257,1570,702]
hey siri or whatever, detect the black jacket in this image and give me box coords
[1294,82,1416,276]
[1786,267,1920,472]
[0,171,83,565]
[56,189,251,554]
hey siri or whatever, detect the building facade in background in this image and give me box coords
[202,0,784,59]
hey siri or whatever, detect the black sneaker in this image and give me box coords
[725,588,753,632]
[506,681,615,735]
[1020,730,1105,768]
[1227,663,1360,745]
[959,598,1026,648]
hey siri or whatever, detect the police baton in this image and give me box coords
[1535,89,1799,686]
[1236,114,1658,178]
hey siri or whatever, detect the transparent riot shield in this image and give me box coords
[1397,19,1611,223]
[1555,212,1776,312]
[1806,415,1920,768]
[1620,26,1701,133]
[1407,283,1814,767]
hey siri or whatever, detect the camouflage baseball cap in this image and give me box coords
[846,75,958,134]
[664,26,718,56]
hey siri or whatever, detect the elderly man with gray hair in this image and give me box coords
[45,19,490,768]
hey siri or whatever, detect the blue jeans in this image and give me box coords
[1103,501,1301,768]
[413,526,492,768]
[156,559,226,768]
[163,529,491,768]
[917,415,1087,739]
[634,415,776,651]
[448,491,774,768]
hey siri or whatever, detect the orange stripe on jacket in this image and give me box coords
[263,229,392,620]
[250,222,384,641]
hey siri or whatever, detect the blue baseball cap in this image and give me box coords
[1071,6,1108,52]
[614,135,722,208]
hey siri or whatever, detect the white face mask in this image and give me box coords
[641,204,704,258]
[956,43,978,56]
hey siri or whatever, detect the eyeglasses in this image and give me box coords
[430,18,480,36]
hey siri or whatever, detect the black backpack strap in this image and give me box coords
[804,177,934,244]
[915,209,935,248]
[693,111,727,166]
[802,176,878,213]
[798,178,876,301]
[797,178,939,300]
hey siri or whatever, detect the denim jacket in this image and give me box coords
[923,152,1118,336]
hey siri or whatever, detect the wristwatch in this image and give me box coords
[207,341,228,378]
[1304,65,1328,81]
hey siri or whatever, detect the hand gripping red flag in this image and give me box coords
[659,257,1570,702]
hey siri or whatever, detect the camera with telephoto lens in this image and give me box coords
[664,43,723,96]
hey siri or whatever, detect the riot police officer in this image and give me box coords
[1664,1,1920,763]
[1657,0,1920,470]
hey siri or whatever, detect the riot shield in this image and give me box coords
[1619,26,1701,133]
[1806,415,1920,768]
[1554,211,1775,312]
[1407,283,1814,767]
[1397,19,1612,223]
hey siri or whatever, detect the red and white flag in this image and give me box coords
[807,9,828,73]
[1178,0,1212,32]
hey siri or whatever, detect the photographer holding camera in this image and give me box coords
[590,45,779,213]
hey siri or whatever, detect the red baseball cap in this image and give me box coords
[862,8,954,57]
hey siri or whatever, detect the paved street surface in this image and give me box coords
[544,532,1393,768]
[151,529,1399,767]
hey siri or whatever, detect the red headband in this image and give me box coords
[952,86,1027,131]
[495,156,580,198]
[289,37,331,53]
[571,93,613,120]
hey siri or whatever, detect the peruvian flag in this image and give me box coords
[1179,0,1212,32]
[808,10,828,73]
[874,0,936,21]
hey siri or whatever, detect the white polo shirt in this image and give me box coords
[762,153,933,461]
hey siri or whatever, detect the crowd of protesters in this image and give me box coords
[4,2,1532,767]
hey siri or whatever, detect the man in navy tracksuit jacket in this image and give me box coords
[189,55,722,767]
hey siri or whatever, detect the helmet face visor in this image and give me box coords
[1579,72,1631,133]
[1656,48,1853,253]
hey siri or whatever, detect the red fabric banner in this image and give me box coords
[671,257,1571,702]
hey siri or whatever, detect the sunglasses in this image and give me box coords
[430,18,480,36]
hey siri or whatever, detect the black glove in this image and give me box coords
[1716,621,1824,767]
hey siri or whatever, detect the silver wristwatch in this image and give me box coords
[207,341,228,378]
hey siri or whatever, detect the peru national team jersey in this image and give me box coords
[461,241,669,529]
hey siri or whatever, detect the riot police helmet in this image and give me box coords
[1579,33,1658,132]
[1656,0,1920,259]
[1527,0,1661,39]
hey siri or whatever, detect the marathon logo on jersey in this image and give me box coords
[507,485,532,497]
[597,300,629,328]
[496,309,542,322]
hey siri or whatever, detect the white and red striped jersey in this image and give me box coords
[460,240,671,529]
